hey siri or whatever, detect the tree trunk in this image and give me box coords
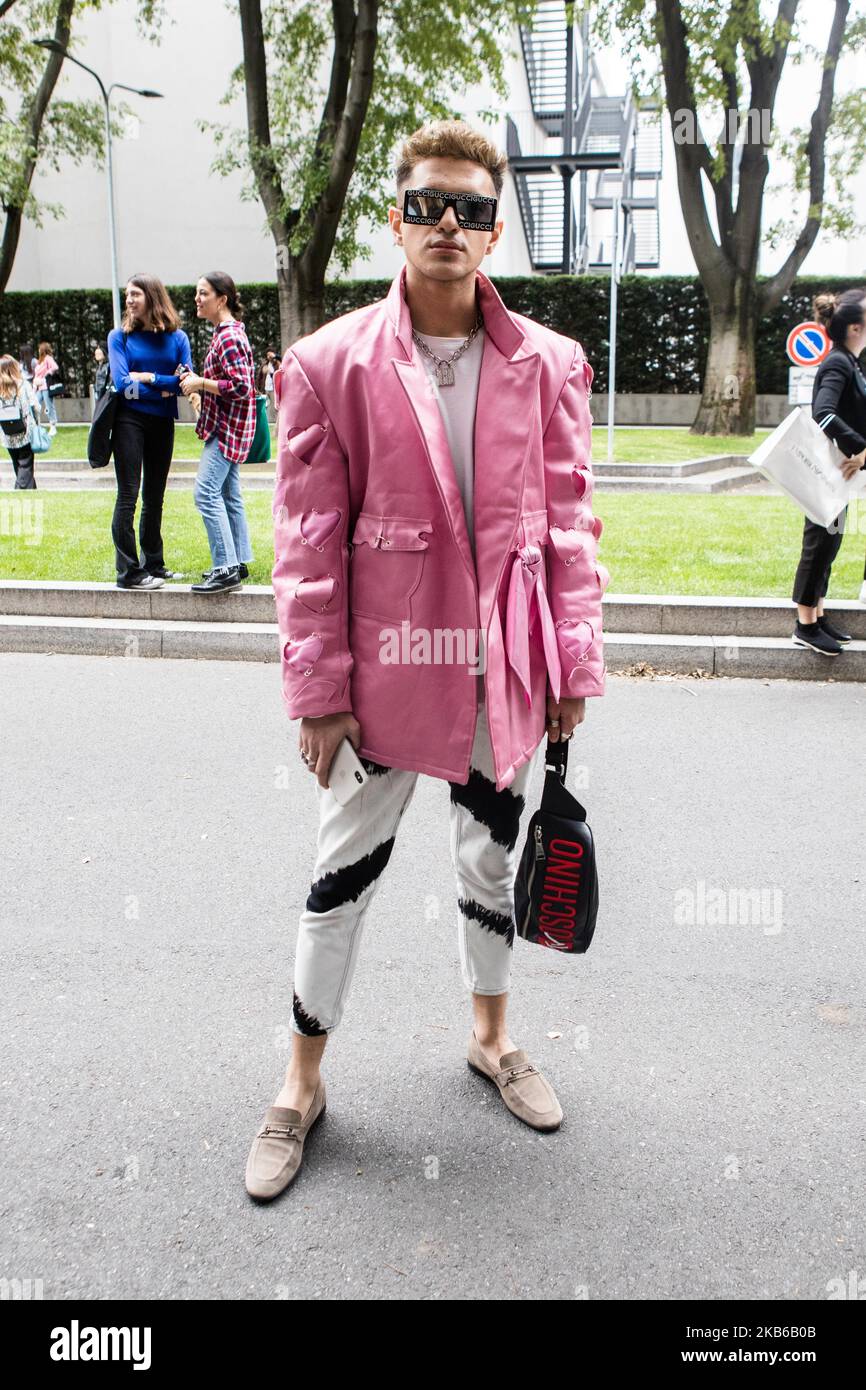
[277,259,327,347]
[0,0,75,294]
[691,277,757,436]
[0,207,24,296]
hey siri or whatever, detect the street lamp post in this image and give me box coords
[33,39,163,329]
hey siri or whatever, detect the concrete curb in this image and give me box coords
[591,454,749,478]
[2,583,865,679]
[21,467,762,495]
[40,452,747,476]
[2,613,865,680]
[2,583,865,639]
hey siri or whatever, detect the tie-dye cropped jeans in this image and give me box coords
[290,700,541,1036]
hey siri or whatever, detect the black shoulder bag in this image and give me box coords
[87,333,126,468]
[514,734,599,953]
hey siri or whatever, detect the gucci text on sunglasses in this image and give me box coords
[402,188,498,232]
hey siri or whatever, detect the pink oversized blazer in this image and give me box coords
[272,264,608,791]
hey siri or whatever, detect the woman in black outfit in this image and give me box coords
[791,289,866,656]
[93,343,110,402]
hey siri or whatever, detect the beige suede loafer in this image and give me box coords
[467,1030,563,1131]
[245,1080,326,1201]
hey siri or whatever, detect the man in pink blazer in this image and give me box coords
[246,119,607,1201]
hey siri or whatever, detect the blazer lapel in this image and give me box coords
[472,330,540,627]
[386,264,541,617]
[392,354,476,582]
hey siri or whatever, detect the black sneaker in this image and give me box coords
[817,614,852,644]
[191,566,242,594]
[792,621,842,656]
[201,563,249,580]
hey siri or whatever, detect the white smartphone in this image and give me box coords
[327,737,369,805]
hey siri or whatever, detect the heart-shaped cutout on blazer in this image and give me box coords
[283,633,323,673]
[287,422,327,465]
[571,466,593,502]
[294,575,337,612]
[548,525,595,567]
[556,619,595,663]
[300,508,341,550]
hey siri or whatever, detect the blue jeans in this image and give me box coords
[36,388,57,425]
[193,434,253,570]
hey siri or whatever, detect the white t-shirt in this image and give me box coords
[414,326,486,704]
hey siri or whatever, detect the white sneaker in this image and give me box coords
[120,574,164,590]
[859,581,866,606]
[48,425,57,436]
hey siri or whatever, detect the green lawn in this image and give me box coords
[42,424,767,465]
[40,424,223,463]
[590,426,769,463]
[2,490,863,598]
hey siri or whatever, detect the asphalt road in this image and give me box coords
[1,652,863,1301]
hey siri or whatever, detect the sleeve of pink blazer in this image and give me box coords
[542,341,607,699]
[272,348,354,720]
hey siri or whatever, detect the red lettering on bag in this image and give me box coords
[535,839,585,949]
[550,838,584,859]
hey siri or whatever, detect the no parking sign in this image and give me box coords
[786,320,830,366]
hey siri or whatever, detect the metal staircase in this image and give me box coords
[508,2,662,274]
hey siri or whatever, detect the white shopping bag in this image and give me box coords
[748,407,866,527]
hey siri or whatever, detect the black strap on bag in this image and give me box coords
[514,733,599,954]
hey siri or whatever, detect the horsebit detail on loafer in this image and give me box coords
[262,1124,297,1138]
[502,1064,537,1086]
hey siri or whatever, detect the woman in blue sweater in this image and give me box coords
[107,274,193,589]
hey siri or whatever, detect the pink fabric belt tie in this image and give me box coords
[504,544,562,707]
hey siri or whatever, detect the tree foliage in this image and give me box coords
[202,0,534,339]
[0,0,164,291]
[593,0,865,434]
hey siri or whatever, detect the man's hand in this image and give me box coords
[545,695,586,741]
[840,449,866,480]
[299,711,362,788]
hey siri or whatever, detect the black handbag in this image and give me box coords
[514,733,599,953]
[87,381,120,467]
[87,332,129,468]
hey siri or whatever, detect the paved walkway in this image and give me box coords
[0,653,863,1299]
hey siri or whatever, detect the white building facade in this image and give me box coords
[8,0,864,295]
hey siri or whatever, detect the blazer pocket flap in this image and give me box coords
[548,525,596,567]
[517,508,549,546]
[351,513,432,551]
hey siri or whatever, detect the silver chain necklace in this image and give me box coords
[412,312,483,386]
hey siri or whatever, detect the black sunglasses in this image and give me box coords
[402,187,498,232]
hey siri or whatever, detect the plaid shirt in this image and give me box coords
[195,319,256,463]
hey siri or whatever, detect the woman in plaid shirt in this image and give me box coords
[181,271,256,593]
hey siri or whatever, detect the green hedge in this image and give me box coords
[0,275,856,396]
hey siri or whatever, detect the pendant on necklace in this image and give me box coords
[435,360,455,386]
